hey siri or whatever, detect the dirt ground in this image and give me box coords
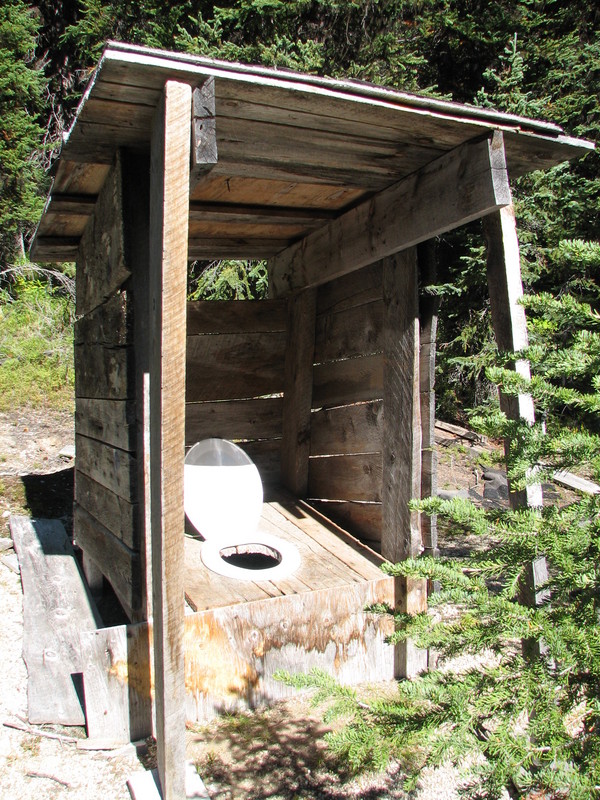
[0,408,520,799]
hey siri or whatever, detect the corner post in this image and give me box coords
[382,249,428,677]
[280,288,317,495]
[148,80,191,800]
[483,205,543,509]
[483,203,546,661]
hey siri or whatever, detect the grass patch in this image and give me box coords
[0,274,74,411]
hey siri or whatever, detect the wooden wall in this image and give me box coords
[73,153,142,621]
[185,299,287,490]
[309,263,384,549]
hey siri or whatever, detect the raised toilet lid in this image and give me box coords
[184,438,263,542]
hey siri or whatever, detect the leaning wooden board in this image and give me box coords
[9,516,100,725]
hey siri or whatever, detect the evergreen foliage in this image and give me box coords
[0,1,47,268]
[280,289,600,797]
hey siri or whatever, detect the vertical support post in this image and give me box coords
[382,249,428,677]
[483,205,543,510]
[148,80,191,800]
[418,241,439,558]
[280,288,317,495]
[483,204,546,661]
[382,249,422,562]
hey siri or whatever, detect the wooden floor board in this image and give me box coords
[183,492,388,612]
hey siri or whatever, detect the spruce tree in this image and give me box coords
[0,1,46,267]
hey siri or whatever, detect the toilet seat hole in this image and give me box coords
[219,543,282,571]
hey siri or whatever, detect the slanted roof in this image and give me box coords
[32,41,594,263]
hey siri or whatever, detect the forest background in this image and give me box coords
[1,0,599,413]
[1,2,600,798]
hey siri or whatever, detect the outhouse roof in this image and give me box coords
[32,41,594,263]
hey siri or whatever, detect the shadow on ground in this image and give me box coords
[188,704,408,800]
[20,466,74,526]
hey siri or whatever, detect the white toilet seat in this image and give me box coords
[184,439,300,582]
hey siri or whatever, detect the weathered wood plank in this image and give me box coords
[75,434,137,501]
[75,470,138,550]
[269,132,511,295]
[186,331,286,402]
[82,621,153,745]
[148,79,190,800]
[308,453,382,502]
[394,575,429,677]
[73,291,131,346]
[121,148,152,623]
[186,299,286,335]
[9,516,99,726]
[418,241,439,556]
[190,173,362,210]
[74,343,131,401]
[188,238,286,260]
[312,354,383,409]
[311,500,382,545]
[238,439,282,487]
[271,492,384,578]
[76,152,130,316]
[316,262,383,316]
[280,289,316,495]
[483,206,542,509]
[382,250,422,563]
[189,200,335,225]
[74,505,140,620]
[185,398,283,445]
[80,626,131,745]
[83,570,396,729]
[75,397,135,452]
[310,401,383,456]
[191,78,218,186]
[188,219,307,240]
[314,299,383,363]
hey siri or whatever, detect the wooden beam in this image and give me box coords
[269,131,511,296]
[188,200,335,225]
[280,289,317,495]
[382,250,428,678]
[418,241,439,557]
[483,204,545,663]
[483,206,543,509]
[191,78,217,189]
[382,250,422,563]
[148,80,191,800]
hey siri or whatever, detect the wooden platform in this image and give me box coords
[82,494,399,741]
[184,491,389,611]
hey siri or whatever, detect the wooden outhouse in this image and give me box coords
[32,42,592,797]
